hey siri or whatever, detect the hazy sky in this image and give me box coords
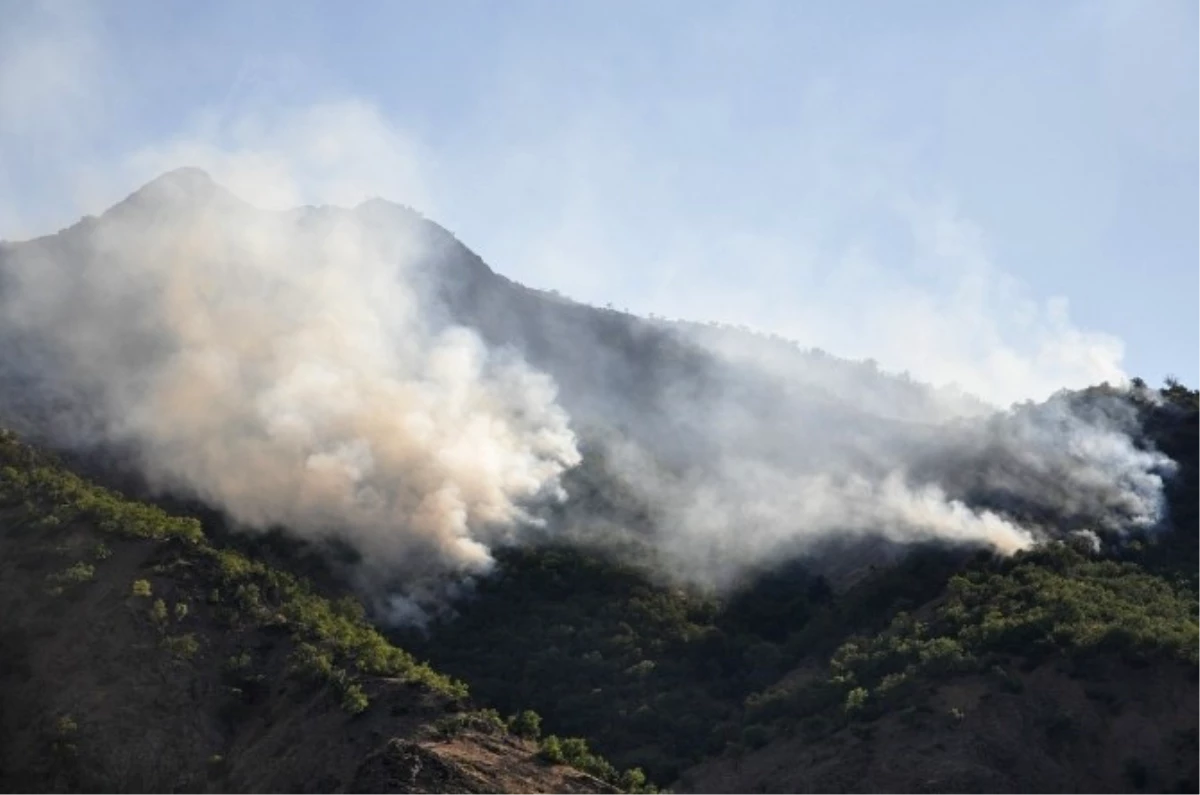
[2,0,1196,396]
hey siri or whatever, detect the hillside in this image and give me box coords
[404,386,1199,792]
[3,406,1193,792]
[0,429,630,793]
[0,171,1196,793]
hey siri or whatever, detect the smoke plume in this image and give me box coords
[571,341,1175,590]
[0,170,581,589]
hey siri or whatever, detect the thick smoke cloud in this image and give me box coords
[573,338,1174,589]
[0,171,580,589]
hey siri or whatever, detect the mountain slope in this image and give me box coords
[0,172,1195,793]
[404,386,1200,791]
[691,387,1200,793]
[0,429,620,793]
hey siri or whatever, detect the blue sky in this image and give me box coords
[1,0,1196,399]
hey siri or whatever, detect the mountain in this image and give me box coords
[0,429,630,793]
[0,171,1196,793]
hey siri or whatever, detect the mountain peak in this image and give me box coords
[151,165,215,185]
[105,167,246,221]
[135,166,223,198]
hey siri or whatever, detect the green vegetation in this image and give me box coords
[0,429,464,717]
[433,708,508,738]
[212,548,468,709]
[161,633,201,659]
[403,541,959,781]
[54,715,78,736]
[0,430,203,545]
[49,714,80,763]
[404,544,753,780]
[425,706,654,790]
[744,541,1198,735]
[734,384,1200,744]
[509,709,543,740]
[405,381,1199,783]
[0,426,654,790]
[539,734,657,793]
[1,379,1195,793]
[47,561,95,589]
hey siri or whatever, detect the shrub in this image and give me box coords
[47,562,94,587]
[225,652,252,672]
[289,643,334,681]
[341,683,369,715]
[539,734,564,763]
[556,737,616,782]
[844,687,868,713]
[162,633,200,659]
[509,709,542,740]
[436,709,507,737]
[131,579,152,597]
[620,767,657,793]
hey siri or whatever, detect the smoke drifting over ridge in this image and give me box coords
[0,169,581,584]
[567,333,1175,590]
[0,170,1178,614]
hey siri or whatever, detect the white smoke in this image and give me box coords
[584,362,1173,590]
[0,170,581,587]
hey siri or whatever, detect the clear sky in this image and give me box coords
[2,0,1196,400]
